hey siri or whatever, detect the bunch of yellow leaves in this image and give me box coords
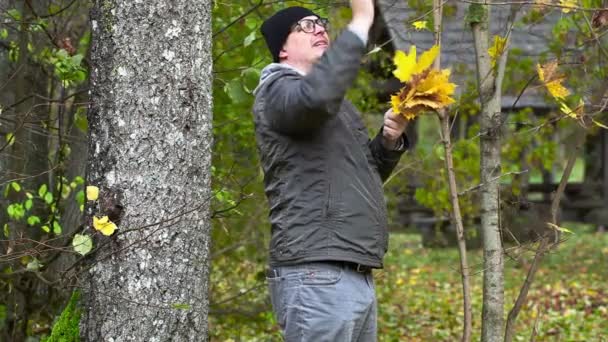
[390,45,456,120]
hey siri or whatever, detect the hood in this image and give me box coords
[253,63,306,95]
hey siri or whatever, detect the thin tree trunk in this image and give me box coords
[83,1,213,340]
[439,116,473,342]
[433,0,472,340]
[470,4,504,341]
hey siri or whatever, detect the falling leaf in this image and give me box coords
[390,46,456,120]
[560,0,576,13]
[412,20,428,31]
[93,216,117,236]
[537,61,570,100]
[86,185,99,201]
[488,35,507,68]
[72,233,93,256]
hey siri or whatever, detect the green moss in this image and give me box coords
[466,3,487,26]
[43,291,81,342]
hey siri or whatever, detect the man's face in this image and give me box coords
[279,15,330,67]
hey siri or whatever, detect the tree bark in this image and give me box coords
[83,1,213,340]
[470,4,504,341]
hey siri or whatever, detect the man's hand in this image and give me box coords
[350,0,374,30]
[382,108,408,150]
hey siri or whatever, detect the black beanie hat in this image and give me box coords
[261,6,318,62]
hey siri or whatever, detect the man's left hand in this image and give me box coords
[382,108,408,150]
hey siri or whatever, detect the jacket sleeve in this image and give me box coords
[262,30,366,135]
[369,127,410,181]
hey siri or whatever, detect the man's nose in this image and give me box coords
[314,24,326,35]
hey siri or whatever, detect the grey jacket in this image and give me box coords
[252,30,408,268]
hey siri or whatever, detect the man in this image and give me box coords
[253,0,410,340]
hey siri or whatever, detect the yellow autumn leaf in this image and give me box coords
[390,95,401,114]
[393,46,417,82]
[414,45,440,75]
[93,215,117,236]
[417,69,454,94]
[537,61,570,100]
[488,35,507,68]
[560,99,584,119]
[86,185,99,201]
[560,0,576,13]
[546,81,570,99]
[412,20,428,31]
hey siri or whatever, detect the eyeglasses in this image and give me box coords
[292,18,329,33]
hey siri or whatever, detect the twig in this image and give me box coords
[458,170,528,196]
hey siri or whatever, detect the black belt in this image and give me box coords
[266,261,373,277]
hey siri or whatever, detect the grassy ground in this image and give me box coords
[377,230,608,341]
[209,230,608,341]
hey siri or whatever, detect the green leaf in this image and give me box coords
[72,234,93,256]
[74,176,84,185]
[242,68,260,94]
[44,192,54,204]
[25,192,33,199]
[74,108,88,132]
[38,184,48,197]
[52,221,62,235]
[243,31,256,47]
[27,216,40,226]
[465,3,486,25]
[3,223,9,238]
[71,54,83,66]
[10,181,21,192]
[26,258,43,271]
[224,80,249,104]
[7,203,25,220]
[61,184,71,199]
[5,132,14,146]
[41,225,50,233]
[0,28,7,39]
[7,9,21,21]
[75,190,84,206]
[24,199,33,210]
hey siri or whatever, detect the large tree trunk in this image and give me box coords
[83,0,213,340]
[470,4,504,341]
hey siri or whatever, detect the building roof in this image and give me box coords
[377,0,561,109]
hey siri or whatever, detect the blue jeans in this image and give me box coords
[267,261,377,341]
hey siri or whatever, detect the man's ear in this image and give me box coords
[278,48,288,60]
